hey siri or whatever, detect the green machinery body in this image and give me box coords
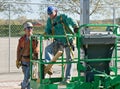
[30,24,120,89]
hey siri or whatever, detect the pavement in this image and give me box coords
[0,72,23,89]
[0,65,120,89]
[0,63,78,89]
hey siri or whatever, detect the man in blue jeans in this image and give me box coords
[16,22,39,89]
[44,6,78,83]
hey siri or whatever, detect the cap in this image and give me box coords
[47,6,57,15]
[24,22,33,29]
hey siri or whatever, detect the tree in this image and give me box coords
[42,0,120,18]
[16,16,27,24]
[0,0,33,18]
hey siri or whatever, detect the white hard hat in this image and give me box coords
[24,22,33,29]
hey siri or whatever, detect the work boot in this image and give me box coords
[44,66,53,75]
[47,68,53,75]
[59,78,70,85]
[66,79,70,83]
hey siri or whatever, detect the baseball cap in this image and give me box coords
[47,6,57,15]
[24,22,33,29]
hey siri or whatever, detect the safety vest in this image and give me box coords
[17,35,39,62]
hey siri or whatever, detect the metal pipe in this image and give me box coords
[8,3,11,73]
[80,0,89,25]
[113,6,116,24]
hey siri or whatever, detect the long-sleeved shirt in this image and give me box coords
[17,34,39,62]
[45,14,78,45]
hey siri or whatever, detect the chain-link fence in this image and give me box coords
[0,2,120,73]
[0,2,47,73]
[90,6,120,24]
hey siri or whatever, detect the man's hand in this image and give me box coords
[16,60,21,69]
[74,27,79,33]
[32,53,38,60]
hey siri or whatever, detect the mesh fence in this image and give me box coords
[90,6,120,24]
[0,2,48,73]
[0,2,120,73]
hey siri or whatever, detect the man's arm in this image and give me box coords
[32,39,39,60]
[62,14,79,33]
[16,39,22,69]
[17,39,22,61]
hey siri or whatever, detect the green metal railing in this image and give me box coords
[30,24,120,89]
[78,24,119,75]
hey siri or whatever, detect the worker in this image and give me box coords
[16,22,39,89]
[44,6,78,83]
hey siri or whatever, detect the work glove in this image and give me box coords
[32,53,38,60]
[16,60,21,69]
[74,27,79,33]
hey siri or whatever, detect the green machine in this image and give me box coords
[30,24,120,89]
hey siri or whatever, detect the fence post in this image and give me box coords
[8,3,11,73]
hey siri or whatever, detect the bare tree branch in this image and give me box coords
[90,0,101,15]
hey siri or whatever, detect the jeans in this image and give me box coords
[21,62,30,89]
[45,41,72,79]
[45,42,54,62]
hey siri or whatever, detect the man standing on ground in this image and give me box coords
[16,22,39,89]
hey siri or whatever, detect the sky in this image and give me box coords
[26,0,44,19]
[0,0,118,21]
[0,0,79,20]
[0,0,46,20]
[31,0,42,3]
